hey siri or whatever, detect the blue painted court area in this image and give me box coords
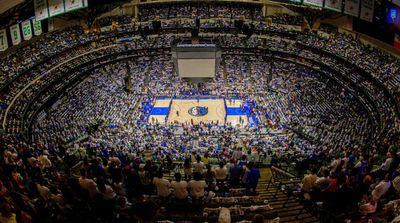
[226,108,246,116]
[156,96,171,100]
[150,107,170,116]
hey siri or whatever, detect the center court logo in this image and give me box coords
[188,106,208,117]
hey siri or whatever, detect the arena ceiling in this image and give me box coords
[0,0,398,39]
[0,0,130,29]
[0,0,25,14]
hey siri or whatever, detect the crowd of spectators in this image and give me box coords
[0,2,399,222]
[0,26,99,87]
[138,2,263,21]
[1,130,268,222]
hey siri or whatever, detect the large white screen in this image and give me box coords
[178,59,215,78]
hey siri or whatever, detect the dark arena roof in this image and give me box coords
[0,0,400,223]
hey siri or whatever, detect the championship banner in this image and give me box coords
[360,0,374,22]
[65,0,84,12]
[344,0,360,17]
[324,0,343,12]
[10,24,22,46]
[83,0,88,7]
[33,19,42,36]
[48,0,65,17]
[34,0,49,21]
[303,0,324,7]
[0,29,8,51]
[22,20,33,40]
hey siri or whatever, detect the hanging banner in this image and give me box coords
[303,0,324,7]
[344,0,360,17]
[360,0,374,22]
[64,0,84,12]
[10,24,22,46]
[34,0,49,21]
[48,0,65,17]
[387,7,399,25]
[22,20,33,40]
[324,0,343,12]
[33,19,42,36]
[83,0,88,7]
[0,29,8,51]
[394,34,400,50]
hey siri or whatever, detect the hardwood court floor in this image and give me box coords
[168,99,226,125]
[149,115,167,124]
[154,99,171,107]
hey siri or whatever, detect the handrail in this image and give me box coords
[271,165,297,179]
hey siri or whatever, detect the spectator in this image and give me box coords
[183,158,193,181]
[215,161,228,187]
[246,162,260,195]
[171,173,188,201]
[193,155,205,174]
[301,168,318,193]
[78,168,99,197]
[203,165,216,191]
[188,172,207,199]
[229,159,242,186]
[152,171,171,199]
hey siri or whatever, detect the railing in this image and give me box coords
[267,165,351,222]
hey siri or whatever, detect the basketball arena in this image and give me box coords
[0,0,400,223]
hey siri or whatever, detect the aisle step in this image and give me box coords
[256,167,320,223]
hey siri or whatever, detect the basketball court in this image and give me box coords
[168,99,226,125]
[148,97,250,126]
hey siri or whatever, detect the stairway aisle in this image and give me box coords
[257,168,320,223]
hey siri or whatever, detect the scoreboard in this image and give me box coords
[172,44,222,78]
